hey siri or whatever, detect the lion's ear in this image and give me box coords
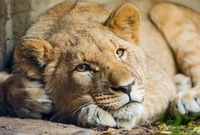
[104,3,141,45]
[14,36,54,79]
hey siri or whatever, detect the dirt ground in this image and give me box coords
[0,117,155,135]
[0,117,96,135]
[1,117,200,135]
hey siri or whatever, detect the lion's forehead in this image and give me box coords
[51,23,135,66]
[61,43,117,66]
[52,23,129,49]
[64,36,128,62]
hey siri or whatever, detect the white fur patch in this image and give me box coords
[110,103,144,129]
[130,88,145,103]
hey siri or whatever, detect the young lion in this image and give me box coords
[0,0,200,129]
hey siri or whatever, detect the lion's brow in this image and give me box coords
[110,39,118,48]
[83,32,105,52]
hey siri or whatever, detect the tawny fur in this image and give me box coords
[0,0,200,129]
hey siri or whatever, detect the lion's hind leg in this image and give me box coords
[150,2,200,86]
[150,2,200,119]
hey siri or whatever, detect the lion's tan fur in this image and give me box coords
[0,0,200,129]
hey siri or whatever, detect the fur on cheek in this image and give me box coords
[110,103,144,120]
[110,103,144,129]
[72,72,92,86]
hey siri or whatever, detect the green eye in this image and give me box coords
[116,49,125,57]
[76,64,90,72]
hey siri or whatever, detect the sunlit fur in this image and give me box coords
[150,2,200,119]
[0,0,200,129]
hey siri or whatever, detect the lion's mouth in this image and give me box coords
[93,86,145,111]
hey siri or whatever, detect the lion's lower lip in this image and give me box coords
[121,101,134,108]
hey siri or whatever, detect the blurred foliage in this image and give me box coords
[97,116,200,135]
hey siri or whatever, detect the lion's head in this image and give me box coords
[13,2,147,125]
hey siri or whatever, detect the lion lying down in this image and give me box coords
[0,0,200,129]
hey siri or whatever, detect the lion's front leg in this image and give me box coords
[0,72,53,118]
[0,72,13,115]
[110,103,144,129]
[77,104,116,128]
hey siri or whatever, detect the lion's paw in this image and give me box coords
[170,86,200,119]
[6,76,53,118]
[77,104,116,128]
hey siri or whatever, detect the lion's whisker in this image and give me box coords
[49,112,62,121]
[71,101,95,117]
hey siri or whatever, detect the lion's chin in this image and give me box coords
[110,102,144,120]
[103,102,144,129]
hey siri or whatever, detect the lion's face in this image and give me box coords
[44,22,146,118]
[14,2,146,122]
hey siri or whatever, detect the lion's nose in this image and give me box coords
[112,81,135,95]
[118,81,135,95]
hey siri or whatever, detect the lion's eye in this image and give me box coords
[76,64,90,72]
[116,49,125,58]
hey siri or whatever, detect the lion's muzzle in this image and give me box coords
[111,81,135,101]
